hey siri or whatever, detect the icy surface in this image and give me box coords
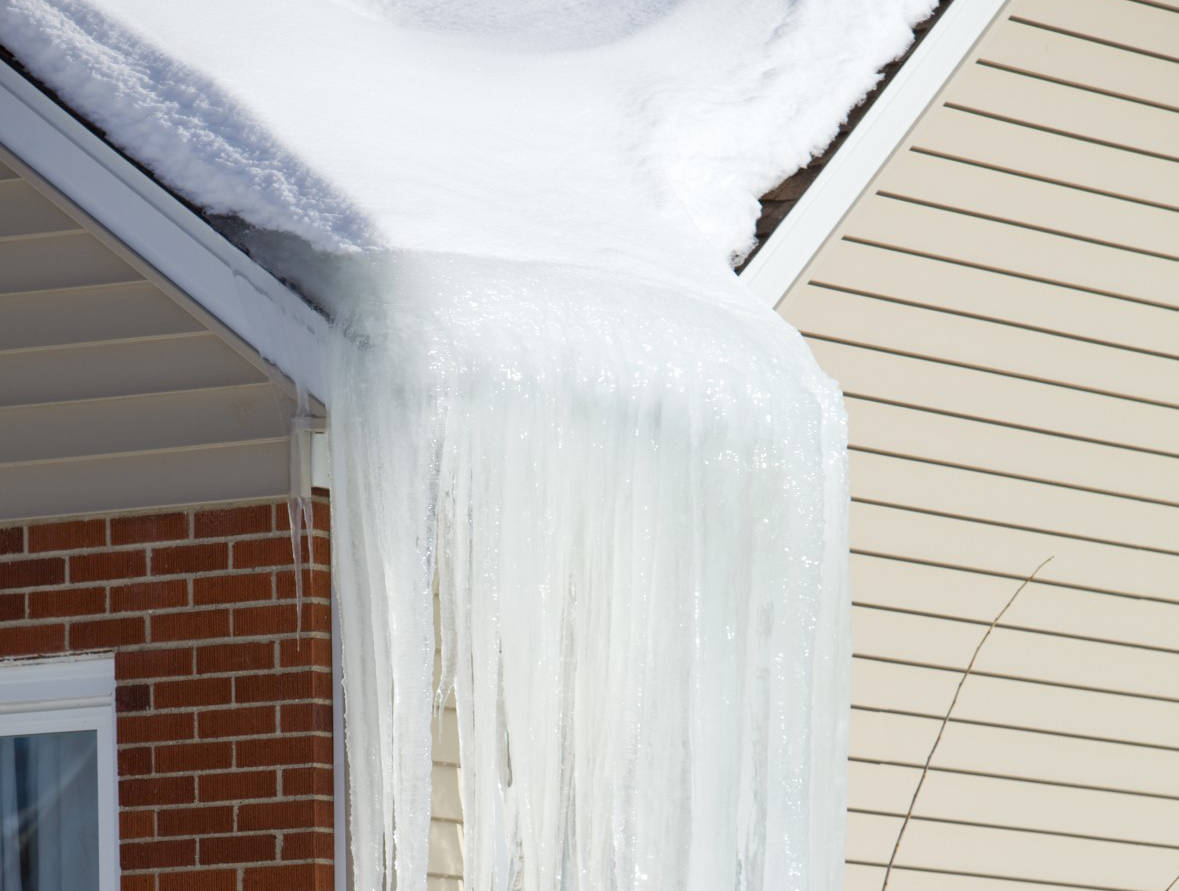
[2,1,934,888]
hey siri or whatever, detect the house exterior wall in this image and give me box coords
[0,495,334,891]
[773,0,1179,887]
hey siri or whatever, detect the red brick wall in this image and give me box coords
[0,493,335,891]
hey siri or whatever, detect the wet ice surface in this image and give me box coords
[1,0,936,887]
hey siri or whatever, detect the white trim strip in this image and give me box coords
[0,61,330,400]
[0,654,114,706]
[739,0,1007,306]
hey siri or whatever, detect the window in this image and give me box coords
[0,657,118,891]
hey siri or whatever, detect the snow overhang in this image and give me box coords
[0,55,331,404]
[739,0,1006,307]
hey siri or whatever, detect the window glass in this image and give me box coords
[0,729,99,891]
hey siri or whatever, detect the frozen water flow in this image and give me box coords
[1,0,936,887]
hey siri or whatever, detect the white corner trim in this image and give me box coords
[739,0,1007,307]
[311,431,332,489]
[0,60,331,401]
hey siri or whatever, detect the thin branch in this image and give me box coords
[881,555,1054,889]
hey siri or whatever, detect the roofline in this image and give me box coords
[0,57,331,402]
[739,0,1007,306]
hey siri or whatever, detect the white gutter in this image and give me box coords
[739,0,1007,307]
[0,59,331,401]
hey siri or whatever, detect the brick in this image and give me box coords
[197,641,273,674]
[116,684,151,712]
[158,870,235,891]
[281,831,333,861]
[117,647,193,680]
[152,608,230,642]
[71,616,145,649]
[280,703,333,734]
[122,873,155,891]
[118,746,153,776]
[239,799,332,831]
[121,775,195,807]
[112,512,188,545]
[121,838,195,870]
[198,705,276,739]
[244,863,333,891]
[28,519,106,552]
[0,527,22,555]
[0,556,64,589]
[234,604,297,637]
[0,593,23,621]
[118,711,194,745]
[154,676,232,709]
[232,537,304,570]
[196,505,272,538]
[152,543,228,576]
[70,550,146,582]
[157,805,233,837]
[275,570,331,602]
[199,769,277,802]
[281,767,332,798]
[28,585,105,618]
[200,834,277,864]
[237,735,332,768]
[278,636,331,669]
[120,809,155,840]
[237,671,331,704]
[0,623,64,656]
[275,500,329,533]
[154,741,232,774]
[195,572,272,605]
[111,579,188,612]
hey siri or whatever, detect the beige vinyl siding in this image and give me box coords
[0,142,316,521]
[775,0,1179,888]
[431,594,465,890]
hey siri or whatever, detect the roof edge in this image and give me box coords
[739,0,1006,307]
[0,57,331,403]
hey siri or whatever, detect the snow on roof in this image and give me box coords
[1,0,935,297]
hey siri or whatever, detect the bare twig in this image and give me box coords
[881,556,1054,889]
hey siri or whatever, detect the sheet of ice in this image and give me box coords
[1,1,933,888]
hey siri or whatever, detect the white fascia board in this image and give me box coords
[0,60,331,402]
[739,0,1006,307]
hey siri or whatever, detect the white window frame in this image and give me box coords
[0,656,119,891]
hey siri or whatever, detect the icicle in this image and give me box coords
[287,384,315,640]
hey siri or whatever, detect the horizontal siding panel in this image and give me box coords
[0,232,138,293]
[846,863,1077,891]
[0,179,80,239]
[431,707,460,766]
[851,710,1179,798]
[1011,0,1179,62]
[809,339,1179,455]
[802,239,1179,357]
[0,160,16,181]
[911,105,1179,210]
[945,61,1179,161]
[0,333,268,407]
[854,606,1179,702]
[427,880,462,891]
[845,398,1179,505]
[0,439,290,521]
[847,810,1176,888]
[851,501,1179,601]
[0,384,288,463]
[847,193,1179,308]
[853,659,1179,751]
[0,281,202,350]
[432,765,462,822]
[849,450,1179,553]
[852,554,1179,648]
[982,17,1179,111]
[850,761,1179,847]
[428,819,463,879]
[873,149,1179,259]
[794,285,1179,406]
